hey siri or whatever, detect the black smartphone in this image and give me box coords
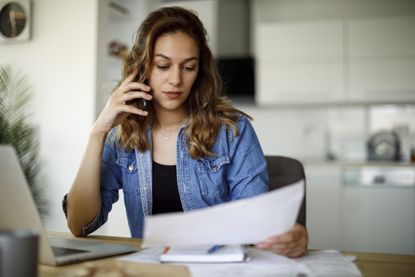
[137,98,147,112]
[127,77,149,115]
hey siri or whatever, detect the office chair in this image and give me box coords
[265,156,306,226]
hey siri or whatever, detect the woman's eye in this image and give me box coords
[183,65,195,71]
[157,65,169,70]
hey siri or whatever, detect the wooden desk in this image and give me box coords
[39,234,415,277]
[343,250,415,277]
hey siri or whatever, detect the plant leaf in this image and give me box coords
[0,65,49,219]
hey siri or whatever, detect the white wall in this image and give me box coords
[0,0,99,232]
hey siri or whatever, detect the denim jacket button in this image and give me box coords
[128,164,134,172]
[211,165,218,171]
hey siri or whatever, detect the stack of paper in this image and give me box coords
[119,248,362,277]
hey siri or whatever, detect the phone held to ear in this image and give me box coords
[139,78,149,113]
[137,98,147,112]
[126,77,149,116]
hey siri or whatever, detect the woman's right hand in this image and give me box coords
[93,70,152,136]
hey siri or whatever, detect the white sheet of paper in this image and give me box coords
[142,180,304,247]
[295,250,362,276]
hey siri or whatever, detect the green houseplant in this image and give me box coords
[0,65,48,218]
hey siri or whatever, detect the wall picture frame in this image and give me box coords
[0,0,32,43]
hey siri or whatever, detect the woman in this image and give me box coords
[64,6,307,258]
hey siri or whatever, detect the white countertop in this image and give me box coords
[300,159,415,167]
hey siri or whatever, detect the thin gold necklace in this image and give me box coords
[154,119,186,140]
[155,127,178,140]
[157,129,170,140]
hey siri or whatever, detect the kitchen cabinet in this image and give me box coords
[256,21,344,105]
[348,60,415,103]
[340,185,415,254]
[305,162,415,255]
[257,63,343,104]
[348,16,415,58]
[347,16,415,103]
[305,165,342,250]
[256,21,344,61]
[256,16,415,105]
[340,166,415,255]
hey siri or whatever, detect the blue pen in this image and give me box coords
[207,245,224,254]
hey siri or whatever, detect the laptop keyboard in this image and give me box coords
[52,246,90,257]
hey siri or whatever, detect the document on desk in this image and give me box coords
[296,250,362,276]
[119,248,361,277]
[119,247,311,276]
[142,180,304,247]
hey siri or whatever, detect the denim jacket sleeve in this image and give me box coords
[226,115,269,199]
[83,129,124,236]
[68,130,122,237]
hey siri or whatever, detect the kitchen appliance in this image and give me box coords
[367,131,401,161]
[341,165,415,254]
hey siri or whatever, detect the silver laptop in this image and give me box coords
[0,145,137,266]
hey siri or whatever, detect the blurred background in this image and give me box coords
[0,0,414,255]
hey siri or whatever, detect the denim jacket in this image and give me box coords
[67,115,269,238]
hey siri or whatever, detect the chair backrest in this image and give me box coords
[265,155,306,226]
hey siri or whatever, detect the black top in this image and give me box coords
[152,161,183,215]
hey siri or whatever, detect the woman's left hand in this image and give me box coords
[255,223,308,258]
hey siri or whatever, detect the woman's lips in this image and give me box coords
[164,91,182,99]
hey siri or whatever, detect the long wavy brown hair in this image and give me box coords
[118,6,250,159]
